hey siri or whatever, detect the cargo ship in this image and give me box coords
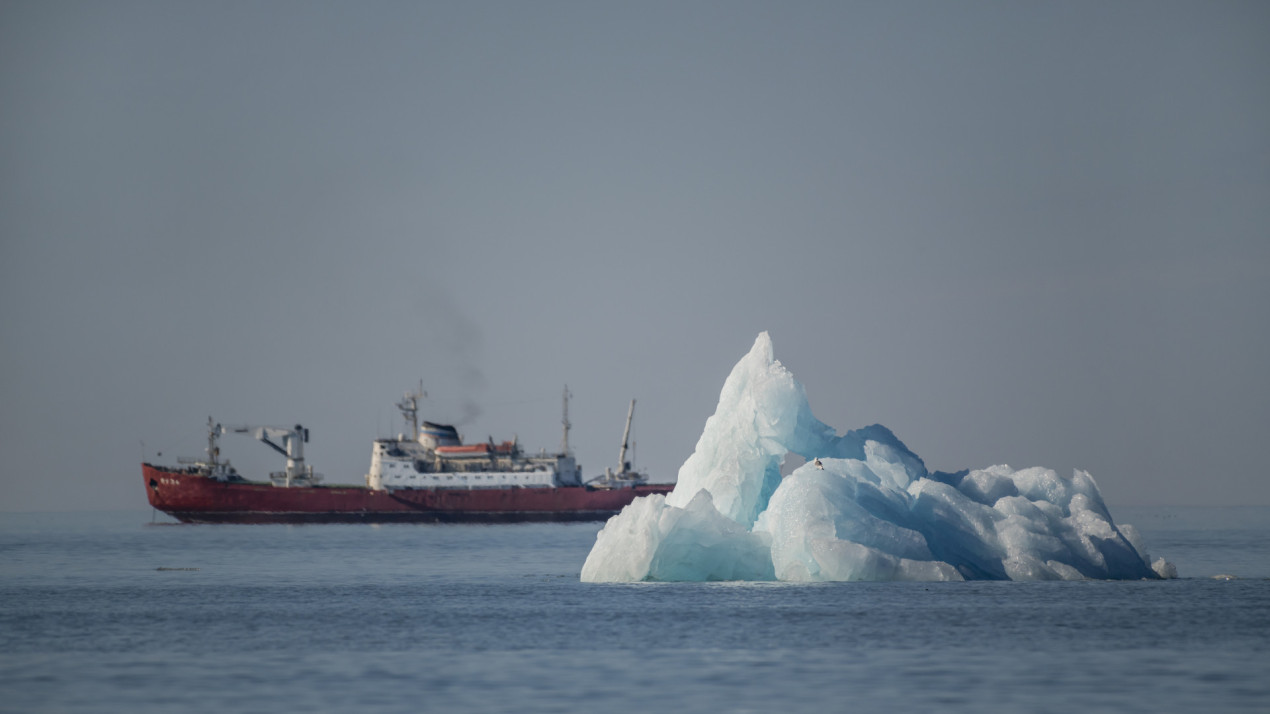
[143,387,671,523]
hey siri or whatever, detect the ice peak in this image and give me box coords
[749,331,775,365]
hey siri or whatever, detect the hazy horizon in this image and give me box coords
[3,1,1267,511]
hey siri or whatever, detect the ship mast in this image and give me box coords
[396,381,425,441]
[561,385,571,455]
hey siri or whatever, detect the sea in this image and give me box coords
[1,506,1267,713]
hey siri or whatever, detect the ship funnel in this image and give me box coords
[419,421,461,449]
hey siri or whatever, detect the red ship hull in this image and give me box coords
[143,464,671,524]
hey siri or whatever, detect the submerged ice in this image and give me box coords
[581,333,1175,583]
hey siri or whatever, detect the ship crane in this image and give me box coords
[219,422,319,487]
[589,399,647,489]
[616,399,635,477]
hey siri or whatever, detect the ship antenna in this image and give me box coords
[561,385,572,455]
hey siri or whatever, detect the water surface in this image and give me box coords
[2,508,1267,713]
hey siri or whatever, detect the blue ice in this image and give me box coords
[581,333,1175,582]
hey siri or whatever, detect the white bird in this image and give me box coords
[813,458,824,470]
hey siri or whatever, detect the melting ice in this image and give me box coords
[581,333,1176,583]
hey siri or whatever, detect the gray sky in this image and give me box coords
[2,0,1267,511]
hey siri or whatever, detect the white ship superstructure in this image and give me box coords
[365,386,583,491]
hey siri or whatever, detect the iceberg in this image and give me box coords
[581,333,1175,583]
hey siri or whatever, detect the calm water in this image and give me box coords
[1,507,1267,713]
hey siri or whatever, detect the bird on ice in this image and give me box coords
[813,458,824,469]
